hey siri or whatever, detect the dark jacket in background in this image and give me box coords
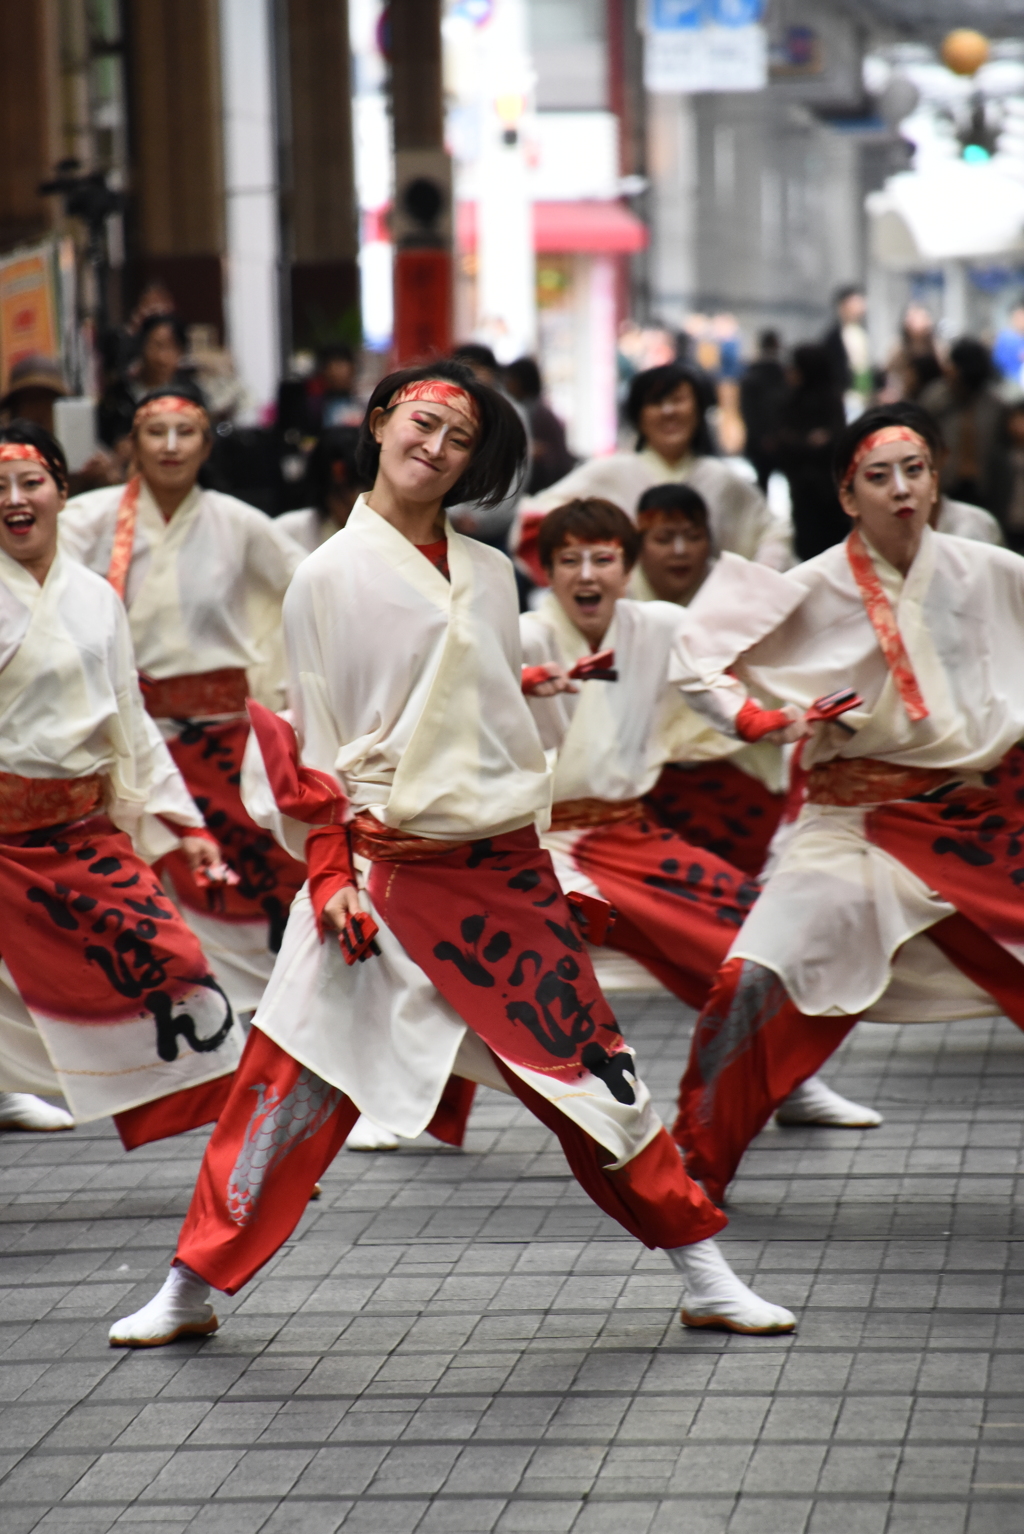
[776,346,849,562]
[740,357,788,490]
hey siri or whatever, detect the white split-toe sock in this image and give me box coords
[109,1263,218,1347]
[345,1114,399,1152]
[0,1093,74,1132]
[775,1074,882,1128]
[669,1239,796,1334]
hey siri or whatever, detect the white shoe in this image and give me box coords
[109,1264,218,1347]
[0,1093,74,1132]
[669,1238,796,1336]
[345,1114,399,1152]
[775,1075,882,1128]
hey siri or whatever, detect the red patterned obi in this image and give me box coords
[349,810,467,864]
[140,668,248,720]
[549,797,645,833]
[807,756,958,808]
[0,771,105,834]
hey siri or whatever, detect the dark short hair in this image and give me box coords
[451,342,499,374]
[949,336,993,390]
[307,426,364,517]
[625,363,715,456]
[537,498,641,573]
[833,402,943,490]
[132,381,211,429]
[317,342,354,367]
[835,283,864,306]
[355,360,526,511]
[0,420,69,491]
[505,357,542,399]
[139,311,188,351]
[637,483,709,531]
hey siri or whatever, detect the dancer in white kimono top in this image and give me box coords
[60,386,306,1013]
[0,424,244,1148]
[667,403,1024,1205]
[521,494,878,1131]
[111,361,795,1347]
[512,362,792,585]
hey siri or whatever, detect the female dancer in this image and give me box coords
[0,422,244,1146]
[111,362,794,1345]
[61,386,306,1014]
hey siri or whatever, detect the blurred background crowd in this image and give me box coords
[3,1,1024,589]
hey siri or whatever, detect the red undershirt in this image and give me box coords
[416,538,450,581]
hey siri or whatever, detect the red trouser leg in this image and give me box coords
[672,958,858,1205]
[176,1027,360,1294]
[495,1058,726,1249]
[929,913,1024,1032]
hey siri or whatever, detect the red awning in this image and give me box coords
[457,200,648,256]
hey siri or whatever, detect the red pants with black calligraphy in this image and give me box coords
[176,827,727,1293]
[645,760,784,878]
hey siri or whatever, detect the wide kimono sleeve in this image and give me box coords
[667,554,810,738]
[104,595,207,860]
[237,500,307,710]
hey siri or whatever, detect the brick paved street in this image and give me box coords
[0,995,1022,1534]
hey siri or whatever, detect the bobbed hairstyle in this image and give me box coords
[637,482,710,531]
[833,402,943,491]
[138,311,188,352]
[0,419,69,492]
[625,363,716,456]
[307,426,364,518]
[132,381,212,432]
[537,497,641,574]
[356,360,527,511]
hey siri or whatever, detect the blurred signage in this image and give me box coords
[645,0,767,94]
[0,243,60,393]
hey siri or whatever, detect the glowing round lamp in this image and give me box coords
[941,29,990,77]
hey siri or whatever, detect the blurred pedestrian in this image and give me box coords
[919,337,1006,511]
[740,331,788,491]
[992,301,1024,386]
[504,356,575,494]
[515,362,791,583]
[883,305,942,401]
[276,427,365,555]
[776,343,849,562]
[0,355,69,433]
[821,284,872,416]
[275,343,362,440]
[996,399,1024,553]
[97,312,192,449]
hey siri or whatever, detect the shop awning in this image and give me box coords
[457,200,648,255]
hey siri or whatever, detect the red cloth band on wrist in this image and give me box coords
[735,698,792,743]
[522,665,554,696]
[306,823,356,939]
[157,817,217,845]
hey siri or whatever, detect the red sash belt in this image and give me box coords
[0,771,105,834]
[348,810,468,863]
[140,668,248,720]
[807,756,957,807]
[549,797,645,833]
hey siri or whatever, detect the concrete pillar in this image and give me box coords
[0,0,60,250]
[220,0,279,413]
[389,0,452,363]
[124,0,226,333]
[284,0,360,354]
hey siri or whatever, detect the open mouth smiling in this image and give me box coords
[2,511,35,534]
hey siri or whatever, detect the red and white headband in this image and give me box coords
[841,426,929,492]
[0,443,50,471]
[387,379,480,431]
[133,394,210,430]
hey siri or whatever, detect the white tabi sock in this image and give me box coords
[666,1238,796,1334]
[776,1074,882,1128]
[346,1113,399,1152]
[0,1093,74,1132]
[109,1262,218,1347]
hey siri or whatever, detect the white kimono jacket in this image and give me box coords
[59,480,304,706]
[518,449,793,569]
[670,527,1024,1022]
[0,548,244,1115]
[244,499,661,1163]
